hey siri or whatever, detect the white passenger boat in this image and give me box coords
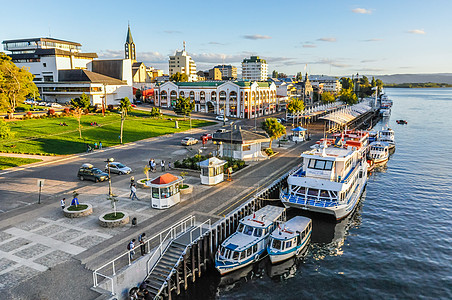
[368,141,390,164]
[380,108,391,117]
[377,128,395,149]
[280,141,368,220]
[267,216,312,264]
[215,205,286,275]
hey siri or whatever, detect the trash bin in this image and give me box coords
[132,217,137,226]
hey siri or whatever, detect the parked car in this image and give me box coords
[131,104,137,108]
[181,137,199,146]
[215,115,229,122]
[51,103,62,108]
[216,128,227,133]
[200,133,213,141]
[105,162,132,175]
[77,163,109,182]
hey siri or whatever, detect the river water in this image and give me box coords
[179,88,452,299]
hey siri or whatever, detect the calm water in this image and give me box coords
[180,88,452,299]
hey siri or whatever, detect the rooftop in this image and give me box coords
[213,127,269,144]
[242,56,267,64]
[58,70,126,85]
[2,37,81,46]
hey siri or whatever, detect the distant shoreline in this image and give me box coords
[384,83,452,88]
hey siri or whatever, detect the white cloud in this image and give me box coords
[363,38,383,42]
[302,44,317,48]
[243,34,272,40]
[309,58,351,68]
[408,29,426,35]
[208,41,225,45]
[317,37,337,42]
[352,8,372,14]
[98,50,167,63]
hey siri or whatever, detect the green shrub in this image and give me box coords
[103,212,125,220]
[264,148,274,156]
[67,204,88,211]
[0,119,14,139]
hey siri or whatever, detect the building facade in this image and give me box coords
[241,56,268,81]
[124,25,136,61]
[310,76,342,93]
[168,43,197,82]
[155,81,277,119]
[213,65,237,80]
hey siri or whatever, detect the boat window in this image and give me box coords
[220,246,226,257]
[242,250,247,259]
[243,225,254,236]
[307,188,319,196]
[237,223,244,233]
[253,244,257,253]
[325,161,333,170]
[225,249,231,259]
[308,159,316,168]
[272,239,281,250]
[247,247,252,256]
[297,236,301,245]
[253,228,262,237]
[233,251,239,260]
[301,231,306,239]
[320,190,329,197]
[285,240,292,248]
[314,160,326,169]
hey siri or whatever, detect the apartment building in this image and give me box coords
[241,56,268,81]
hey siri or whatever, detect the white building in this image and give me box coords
[2,37,133,105]
[241,56,268,81]
[310,76,342,93]
[155,80,277,119]
[168,43,197,82]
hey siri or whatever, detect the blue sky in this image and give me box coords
[2,0,451,76]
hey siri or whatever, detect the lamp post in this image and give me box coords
[105,158,114,196]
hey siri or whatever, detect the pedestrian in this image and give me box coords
[131,184,139,200]
[161,160,165,172]
[99,141,102,150]
[151,160,156,172]
[130,176,135,188]
[138,232,147,255]
[60,198,66,210]
[71,196,79,206]
[148,158,152,170]
[128,239,136,260]
[168,161,172,170]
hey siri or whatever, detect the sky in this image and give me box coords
[1,0,451,77]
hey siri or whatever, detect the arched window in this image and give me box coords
[219,91,226,102]
[211,91,217,101]
[200,91,205,102]
[189,91,195,100]
[170,90,177,101]
[179,91,185,98]
[161,90,167,100]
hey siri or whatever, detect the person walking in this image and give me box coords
[151,160,156,173]
[138,232,147,255]
[130,176,135,189]
[131,184,139,200]
[60,198,66,210]
[148,158,152,170]
[99,141,102,150]
[161,160,165,172]
[168,161,172,170]
[128,239,136,260]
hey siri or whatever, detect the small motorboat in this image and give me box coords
[396,120,407,125]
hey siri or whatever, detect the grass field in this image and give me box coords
[0,156,42,170]
[0,110,215,155]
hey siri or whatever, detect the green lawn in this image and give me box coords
[0,110,215,155]
[0,156,42,170]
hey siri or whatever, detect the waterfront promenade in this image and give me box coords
[0,127,319,299]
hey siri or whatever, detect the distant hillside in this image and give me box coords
[370,73,452,84]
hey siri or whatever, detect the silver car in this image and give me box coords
[105,162,132,175]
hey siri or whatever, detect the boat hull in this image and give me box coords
[215,253,261,275]
[268,236,310,264]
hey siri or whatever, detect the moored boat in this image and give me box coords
[267,216,312,264]
[215,205,286,275]
[377,128,395,149]
[396,119,407,124]
[368,141,390,164]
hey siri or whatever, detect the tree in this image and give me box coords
[0,119,13,139]
[170,72,188,82]
[272,70,278,78]
[287,97,305,125]
[371,77,376,88]
[135,89,142,102]
[321,92,336,103]
[262,118,286,149]
[340,77,354,90]
[0,52,39,119]
[118,97,132,144]
[149,107,161,118]
[70,93,91,138]
[296,72,303,81]
[340,88,358,105]
[173,97,195,120]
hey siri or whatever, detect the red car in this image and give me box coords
[200,133,213,141]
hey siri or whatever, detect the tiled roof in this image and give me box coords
[58,70,126,85]
[150,173,179,185]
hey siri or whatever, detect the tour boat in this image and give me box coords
[396,120,407,125]
[367,131,378,143]
[280,140,368,220]
[368,141,390,164]
[215,205,286,275]
[380,94,393,108]
[377,128,395,149]
[267,216,312,264]
[380,107,391,117]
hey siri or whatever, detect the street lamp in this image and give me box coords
[105,158,114,196]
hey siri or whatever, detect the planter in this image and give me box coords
[98,211,130,227]
[63,203,93,218]
[137,178,150,189]
[179,184,193,195]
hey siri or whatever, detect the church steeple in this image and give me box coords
[125,24,136,61]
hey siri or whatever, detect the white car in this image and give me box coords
[181,137,199,146]
[215,115,229,122]
[105,162,132,175]
[51,103,63,108]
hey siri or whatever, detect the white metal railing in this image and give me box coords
[92,215,195,295]
[146,215,196,275]
[153,219,212,299]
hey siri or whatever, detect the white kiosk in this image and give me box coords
[199,157,227,185]
[291,126,307,142]
[148,173,184,209]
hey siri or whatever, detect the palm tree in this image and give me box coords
[119,97,132,144]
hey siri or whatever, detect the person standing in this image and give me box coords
[131,184,139,200]
[130,176,135,189]
[138,232,146,255]
[99,141,102,150]
[151,160,156,173]
[128,239,136,260]
[60,198,66,210]
[161,160,165,172]
[168,161,172,170]
[148,158,152,170]
[94,142,98,149]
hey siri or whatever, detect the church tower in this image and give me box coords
[125,24,136,61]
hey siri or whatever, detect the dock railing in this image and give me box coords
[92,215,195,296]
